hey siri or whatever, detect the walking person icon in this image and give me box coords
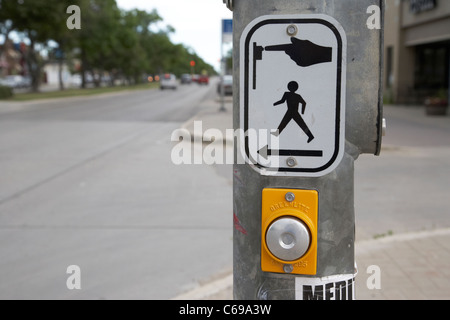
[272,81,315,143]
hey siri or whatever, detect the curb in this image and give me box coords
[172,274,233,300]
[180,100,234,146]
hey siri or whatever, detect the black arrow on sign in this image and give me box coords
[258,145,323,160]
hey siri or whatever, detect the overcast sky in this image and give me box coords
[116,0,233,71]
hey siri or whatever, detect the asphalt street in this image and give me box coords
[0,82,232,299]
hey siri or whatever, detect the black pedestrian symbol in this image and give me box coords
[272,81,314,143]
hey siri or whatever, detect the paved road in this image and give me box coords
[0,82,232,299]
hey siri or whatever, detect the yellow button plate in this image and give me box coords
[261,188,318,275]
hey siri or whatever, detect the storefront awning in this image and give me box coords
[404,17,450,46]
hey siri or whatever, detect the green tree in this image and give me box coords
[0,0,216,91]
[0,0,80,91]
[76,0,122,87]
[0,0,68,91]
[118,8,162,84]
[47,0,81,90]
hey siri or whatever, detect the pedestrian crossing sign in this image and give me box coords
[240,14,347,177]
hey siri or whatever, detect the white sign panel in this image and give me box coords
[222,19,233,43]
[240,15,347,177]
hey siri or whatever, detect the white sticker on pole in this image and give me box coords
[240,14,347,177]
[295,274,356,300]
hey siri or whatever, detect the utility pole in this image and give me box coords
[224,0,385,300]
[220,19,232,112]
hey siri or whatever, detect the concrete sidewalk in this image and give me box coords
[176,100,450,300]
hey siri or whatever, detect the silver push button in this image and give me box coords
[265,217,311,261]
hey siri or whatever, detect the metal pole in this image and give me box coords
[448,52,450,108]
[229,0,384,300]
[220,20,226,112]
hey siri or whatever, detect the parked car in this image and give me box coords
[217,75,233,95]
[198,75,209,85]
[0,75,31,89]
[180,74,192,84]
[160,74,178,90]
[191,74,199,83]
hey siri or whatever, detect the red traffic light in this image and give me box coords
[190,60,196,67]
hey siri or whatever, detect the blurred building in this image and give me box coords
[384,0,450,104]
[43,62,72,87]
